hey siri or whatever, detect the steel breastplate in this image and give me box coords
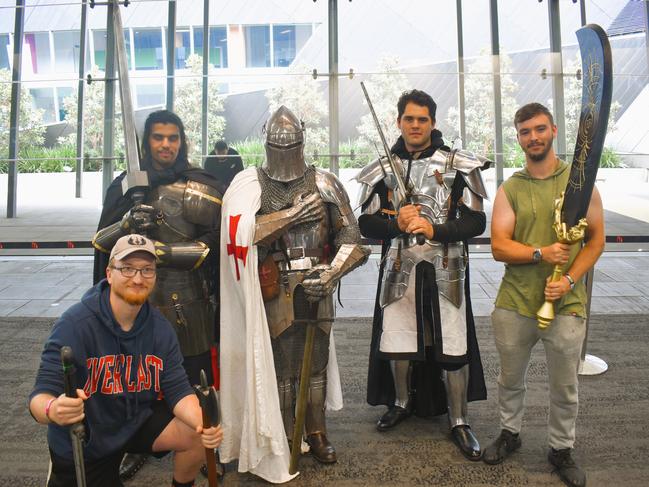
[258,167,332,271]
[147,181,197,243]
[390,156,459,225]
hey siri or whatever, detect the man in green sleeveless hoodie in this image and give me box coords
[482,103,604,487]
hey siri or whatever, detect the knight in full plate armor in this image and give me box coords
[92,110,222,480]
[247,105,369,465]
[357,89,489,461]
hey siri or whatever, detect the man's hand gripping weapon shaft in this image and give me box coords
[194,369,220,487]
[61,346,87,487]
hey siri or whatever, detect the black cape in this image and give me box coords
[360,132,487,417]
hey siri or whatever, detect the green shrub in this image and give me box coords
[600,146,625,168]
[232,138,265,168]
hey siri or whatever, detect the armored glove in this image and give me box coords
[254,192,326,247]
[120,204,160,234]
[301,243,371,302]
[292,193,327,227]
[301,264,339,302]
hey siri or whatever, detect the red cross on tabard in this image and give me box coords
[227,214,249,281]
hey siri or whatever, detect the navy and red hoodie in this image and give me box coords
[29,280,193,461]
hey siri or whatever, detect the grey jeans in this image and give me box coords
[491,307,586,449]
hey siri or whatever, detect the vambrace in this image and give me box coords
[92,221,126,254]
[153,240,210,270]
[302,244,370,301]
[254,207,296,247]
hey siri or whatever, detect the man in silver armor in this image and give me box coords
[357,89,488,461]
[92,110,222,480]
[221,106,368,470]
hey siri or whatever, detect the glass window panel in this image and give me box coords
[272,24,312,67]
[56,86,74,122]
[133,28,163,70]
[175,29,190,69]
[30,88,56,123]
[0,34,10,70]
[136,82,165,108]
[243,25,270,68]
[193,26,228,68]
[91,29,131,72]
[53,31,81,74]
[211,26,228,68]
[23,32,52,75]
[93,30,107,71]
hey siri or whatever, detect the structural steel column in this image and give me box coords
[102,1,117,198]
[7,0,25,218]
[489,0,504,187]
[644,0,649,78]
[166,0,176,111]
[75,0,89,198]
[201,0,209,161]
[328,0,339,176]
[548,0,566,159]
[455,0,466,146]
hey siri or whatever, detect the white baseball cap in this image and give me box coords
[110,234,157,261]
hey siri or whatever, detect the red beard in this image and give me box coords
[114,285,151,306]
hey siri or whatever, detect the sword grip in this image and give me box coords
[61,346,78,398]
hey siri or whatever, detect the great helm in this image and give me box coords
[262,105,307,182]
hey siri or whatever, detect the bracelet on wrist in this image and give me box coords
[564,273,576,290]
[45,397,56,421]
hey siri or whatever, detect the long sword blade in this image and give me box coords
[111,0,148,201]
[562,24,612,227]
[359,81,409,199]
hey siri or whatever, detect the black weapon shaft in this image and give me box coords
[61,347,87,487]
[195,369,220,487]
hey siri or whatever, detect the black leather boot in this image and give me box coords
[451,425,482,461]
[119,453,148,481]
[376,405,411,431]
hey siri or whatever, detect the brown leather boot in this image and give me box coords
[306,432,337,464]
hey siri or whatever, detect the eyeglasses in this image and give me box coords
[110,266,157,279]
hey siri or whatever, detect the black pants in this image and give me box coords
[47,400,174,487]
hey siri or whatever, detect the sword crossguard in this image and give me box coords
[537,193,589,329]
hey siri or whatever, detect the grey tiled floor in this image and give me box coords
[2,252,649,319]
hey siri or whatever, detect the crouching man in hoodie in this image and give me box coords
[29,234,223,487]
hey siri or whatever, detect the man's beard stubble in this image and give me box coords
[526,139,553,162]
